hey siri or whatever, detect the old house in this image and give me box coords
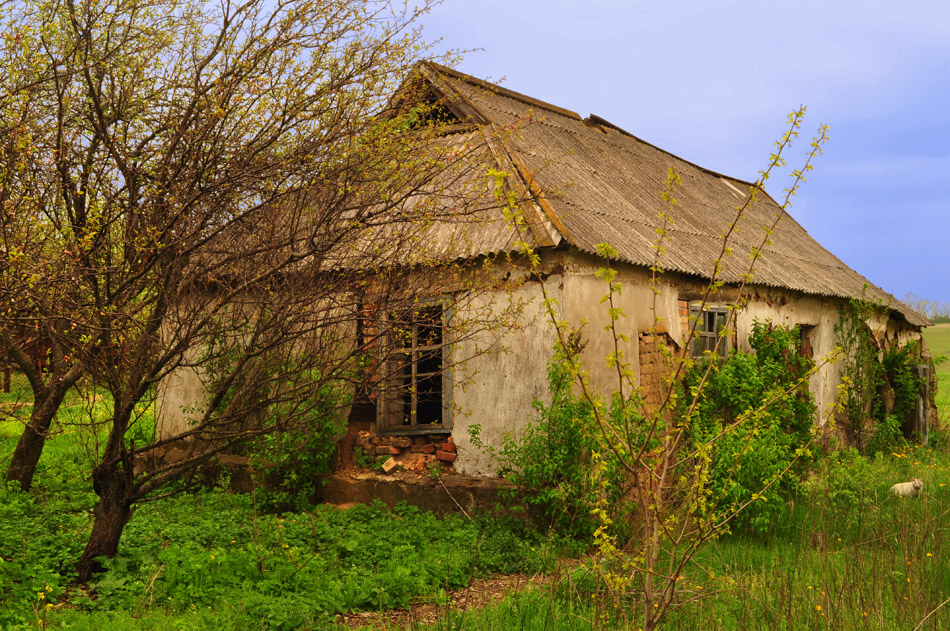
[157,62,932,501]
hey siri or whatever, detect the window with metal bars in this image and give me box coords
[377,304,450,434]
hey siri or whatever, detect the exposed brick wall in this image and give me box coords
[351,429,456,474]
[638,331,676,409]
[678,299,692,342]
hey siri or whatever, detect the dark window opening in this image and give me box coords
[379,304,450,434]
[404,91,461,130]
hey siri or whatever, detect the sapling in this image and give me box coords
[497,108,832,630]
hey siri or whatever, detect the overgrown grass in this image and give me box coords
[436,508,950,631]
[386,444,950,630]
[0,383,557,630]
[1,477,557,630]
[923,323,950,421]
[5,370,950,630]
[323,444,941,631]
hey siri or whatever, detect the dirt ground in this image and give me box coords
[337,571,552,629]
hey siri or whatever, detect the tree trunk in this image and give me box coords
[5,387,69,492]
[76,462,134,582]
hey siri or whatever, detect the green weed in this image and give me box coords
[397,446,950,630]
[0,434,553,629]
[922,323,950,423]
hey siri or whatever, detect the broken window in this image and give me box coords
[798,324,816,358]
[377,303,450,434]
[690,306,730,357]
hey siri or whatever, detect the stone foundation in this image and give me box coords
[324,471,510,515]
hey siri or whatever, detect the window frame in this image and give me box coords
[689,305,731,358]
[376,301,452,436]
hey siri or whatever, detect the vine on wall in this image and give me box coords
[836,298,925,454]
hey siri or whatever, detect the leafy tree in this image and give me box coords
[0,22,98,490]
[0,0,496,580]
[903,293,950,323]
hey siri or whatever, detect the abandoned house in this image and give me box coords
[156,62,933,500]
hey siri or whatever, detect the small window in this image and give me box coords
[798,324,816,358]
[378,303,450,434]
[690,306,729,357]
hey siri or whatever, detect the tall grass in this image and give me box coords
[399,445,950,631]
[5,367,950,630]
[922,323,950,425]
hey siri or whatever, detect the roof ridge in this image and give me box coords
[422,62,582,121]
[584,114,764,191]
[422,64,765,194]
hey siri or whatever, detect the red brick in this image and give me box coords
[435,450,457,463]
[390,437,412,449]
[440,443,457,453]
[375,445,401,455]
[411,444,436,454]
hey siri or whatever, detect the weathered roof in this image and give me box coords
[411,62,928,327]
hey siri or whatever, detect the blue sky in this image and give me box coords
[419,0,950,304]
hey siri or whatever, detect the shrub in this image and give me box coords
[798,447,880,535]
[837,298,927,455]
[249,378,350,512]
[685,321,817,534]
[471,345,627,540]
[858,342,925,455]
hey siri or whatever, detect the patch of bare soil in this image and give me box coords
[337,571,552,629]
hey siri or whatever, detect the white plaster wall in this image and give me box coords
[156,364,209,439]
[559,260,680,395]
[883,316,923,349]
[450,280,561,476]
[450,252,681,476]
[155,299,358,441]
[156,255,926,473]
